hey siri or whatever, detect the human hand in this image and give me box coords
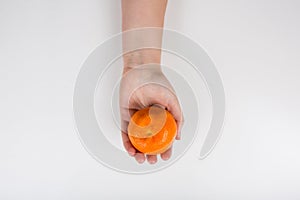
[119,64,183,164]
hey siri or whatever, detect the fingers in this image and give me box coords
[160,146,172,161]
[134,153,146,164]
[167,98,184,140]
[175,114,184,140]
[146,154,157,164]
[121,132,136,156]
[122,131,146,164]
[122,131,172,163]
[120,108,137,133]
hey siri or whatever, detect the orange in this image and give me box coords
[127,106,177,155]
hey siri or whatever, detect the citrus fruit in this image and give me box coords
[127,106,177,155]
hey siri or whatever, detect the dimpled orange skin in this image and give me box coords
[128,107,177,155]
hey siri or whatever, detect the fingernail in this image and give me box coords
[176,132,181,140]
[128,148,135,156]
[161,156,169,161]
[149,160,156,164]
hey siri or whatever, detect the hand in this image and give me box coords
[119,64,183,164]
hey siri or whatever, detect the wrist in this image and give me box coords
[123,49,161,73]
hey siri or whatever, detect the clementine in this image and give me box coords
[127,106,177,155]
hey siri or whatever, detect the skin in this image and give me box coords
[121,0,183,164]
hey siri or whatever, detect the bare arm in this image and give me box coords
[122,0,168,71]
[120,0,183,164]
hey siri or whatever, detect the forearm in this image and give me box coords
[121,0,168,72]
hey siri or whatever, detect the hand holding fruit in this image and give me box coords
[119,64,183,164]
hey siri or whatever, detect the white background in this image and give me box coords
[1,0,300,199]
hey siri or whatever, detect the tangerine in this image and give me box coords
[127,106,177,155]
